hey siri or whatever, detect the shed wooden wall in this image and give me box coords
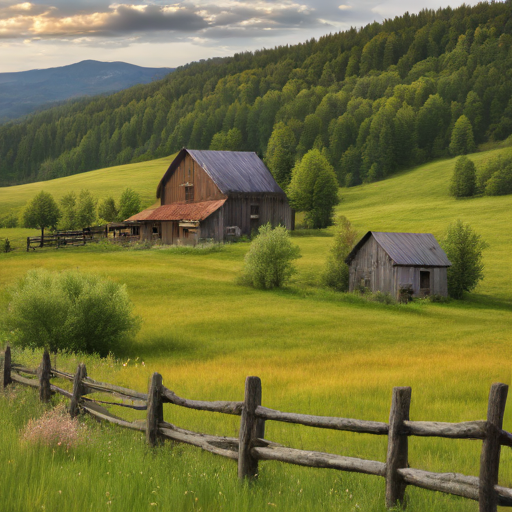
[348,236,449,298]
[161,154,226,205]
[348,237,395,294]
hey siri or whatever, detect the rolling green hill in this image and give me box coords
[1,146,511,511]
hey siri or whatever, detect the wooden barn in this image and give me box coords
[345,232,452,298]
[127,149,293,245]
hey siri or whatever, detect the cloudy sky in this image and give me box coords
[0,0,484,72]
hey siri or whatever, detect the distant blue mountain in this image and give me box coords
[0,60,174,122]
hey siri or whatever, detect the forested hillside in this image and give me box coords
[1,1,511,187]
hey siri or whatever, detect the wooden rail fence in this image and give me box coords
[3,345,512,512]
[26,227,107,251]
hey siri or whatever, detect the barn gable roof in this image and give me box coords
[345,231,452,267]
[156,148,284,198]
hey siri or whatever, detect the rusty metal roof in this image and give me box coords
[157,148,285,198]
[133,200,226,222]
[125,208,158,222]
[345,231,452,267]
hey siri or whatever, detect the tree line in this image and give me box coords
[0,2,511,191]
[1,188,143,233]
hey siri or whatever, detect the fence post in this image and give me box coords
[39,350,52,402]
[3,345,12,388]
[69,363,87,418]
[238,376,262,480]
[479,383,508,512]
[146,373,163,447]
[386,386,411,509]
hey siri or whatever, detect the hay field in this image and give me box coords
[0,147,511,512]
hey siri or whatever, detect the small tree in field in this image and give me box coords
[117,188,141,221]
[287,149,339,229]
[441,220,488,299]
[323,216,358,291]
[98,196,119,222]
[241,224,301,289]
[22,191,61,246]
[450,156,476,198]
[4,269,140,356]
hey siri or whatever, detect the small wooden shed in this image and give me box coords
[345,232,452,298]
[127,149,293,245]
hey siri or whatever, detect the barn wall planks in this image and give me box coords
[162,154,226,205]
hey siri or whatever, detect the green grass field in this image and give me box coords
[1,147,511,512]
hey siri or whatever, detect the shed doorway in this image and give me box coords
[420,270,431,293]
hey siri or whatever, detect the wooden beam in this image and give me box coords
[385,387,411,509]
[479,383,508,512]
[161,387,242,415]
[398,468,479,500]
[82,404,145,431]
[83,378,147,401]
[69,363,87,418]
[146,373,164,447]
[39,350,51,402]
[159,425,239,460]
[238,376,262,480]
[11,373,39,388]
[251,443,386,477]
[3,346,12,388]
[256,405,388,435]
[403,420,486,439]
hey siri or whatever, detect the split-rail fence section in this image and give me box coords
[3,346,512,512]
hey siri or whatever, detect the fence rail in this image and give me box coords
[3,345,511,512]
[26,227,107,251]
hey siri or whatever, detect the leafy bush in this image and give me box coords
[4,269,140,356]
[477,155,512,195]
[1,238,11,253]
[323,215,358,292]
[441,220,488,299]
[449,156,476,198]
[241,223,301,289]
[0,211,19,228]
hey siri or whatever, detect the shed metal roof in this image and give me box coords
[156,149,285,198]
[345,231,452,267]
[127,200,226,222]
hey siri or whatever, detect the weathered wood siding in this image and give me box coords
[161,154,226,205]
[348,237,395,294]
[199,208,224,241]
[348,236,449,298]
[222,195,293,236]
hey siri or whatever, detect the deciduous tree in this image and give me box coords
[287,149,339,229]
[23,191,60,246]
[441,220,488,299]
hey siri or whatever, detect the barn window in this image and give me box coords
[250,204,259,218]
[420,271,430,289]
[185,186,194,202]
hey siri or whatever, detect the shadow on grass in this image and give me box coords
[132,334,204,360]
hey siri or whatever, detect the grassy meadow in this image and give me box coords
[0,147,511,512]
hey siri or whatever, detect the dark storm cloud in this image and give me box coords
[103,5,208,34]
